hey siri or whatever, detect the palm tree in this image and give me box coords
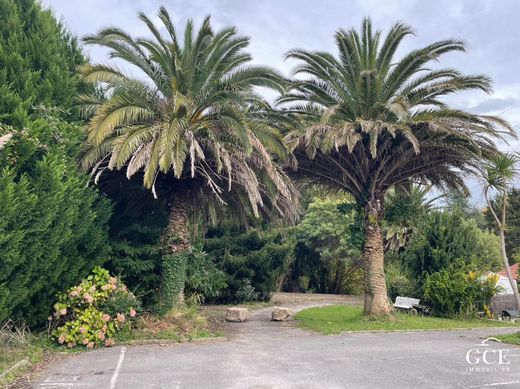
[383,185,441,253]
[483,153,520,310]
[280,18,514,315]
[79,7,298,304]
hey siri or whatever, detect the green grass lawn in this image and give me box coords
[295,305,520,335]
[494,332,520,346]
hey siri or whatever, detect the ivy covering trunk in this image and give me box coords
[158,190,192,311]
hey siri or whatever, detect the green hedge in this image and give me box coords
[0,0,86,127]
[0,140,110,326]
[203,228,293,303]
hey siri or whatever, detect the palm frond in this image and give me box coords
[280,18,514,205]
[80,6,298,223]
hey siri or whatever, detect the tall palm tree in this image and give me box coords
[78,7,298,303]
[483,153,520,309]
[280,18,514,315]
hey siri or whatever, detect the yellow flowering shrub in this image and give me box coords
[424,261,498,318]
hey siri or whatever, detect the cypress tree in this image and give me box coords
[0,0,85,127]
[0,0,110,327]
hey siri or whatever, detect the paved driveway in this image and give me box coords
[33,294,520,389]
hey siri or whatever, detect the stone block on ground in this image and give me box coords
[226,307,249,322]
[271,307,293,321]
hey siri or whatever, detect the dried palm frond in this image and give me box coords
[280,18,515,205]
[0,133,13,150]
[80,7,299,223]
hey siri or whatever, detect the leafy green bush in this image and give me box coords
[99,171,168,307]
[0,131,111,327]
[235,279,260,302]
[423,261,498,318]
[52,267,138,349]
[204,227,293,303]
[155,246,226,313]
[184,246,227,303]
[402,210,502,292]
[285,196,363,294]
[385,262,416,301]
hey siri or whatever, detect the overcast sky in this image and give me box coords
[42,0,520,202]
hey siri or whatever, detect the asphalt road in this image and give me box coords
[33,296,520,389]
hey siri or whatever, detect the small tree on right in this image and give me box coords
[483,153,520,309]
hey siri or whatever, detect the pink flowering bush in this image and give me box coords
[52,266,139,349]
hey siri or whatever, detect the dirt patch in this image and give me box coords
[201,292,364,340]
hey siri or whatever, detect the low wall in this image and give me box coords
[490,294,517,316]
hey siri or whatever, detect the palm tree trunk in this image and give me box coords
[362,198,392,315]
[163,189,191,305]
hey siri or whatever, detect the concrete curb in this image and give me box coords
[337,326,520,335]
